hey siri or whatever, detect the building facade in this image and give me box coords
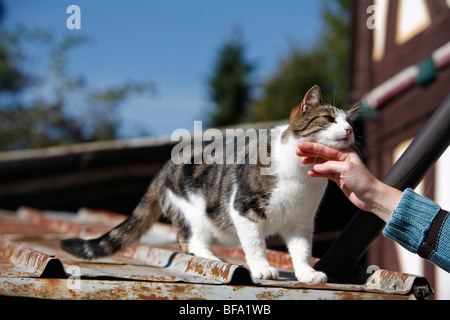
[350,0,450,299]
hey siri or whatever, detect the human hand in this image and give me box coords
[296,142,401,222]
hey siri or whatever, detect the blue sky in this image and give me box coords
[3,0,324,138]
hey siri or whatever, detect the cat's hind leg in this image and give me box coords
[167,189,221,261]
[228,186,278,280]
[187,228,221,261]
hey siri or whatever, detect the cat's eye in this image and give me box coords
[322,115,335,123]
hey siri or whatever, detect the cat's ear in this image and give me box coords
[290,85,323,122]
[300,85,322,113]
[347,106,361,120]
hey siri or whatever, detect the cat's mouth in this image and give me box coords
[319,135,354,149]
[301,132,354,150]
[337,136,352,142]
[334,136,354,148]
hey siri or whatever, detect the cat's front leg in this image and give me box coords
[231,214,279,280]
[282,228,327,285]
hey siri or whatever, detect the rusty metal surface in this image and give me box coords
[0,207,433,300]
[0,277,416,300]
[0,236,60,278]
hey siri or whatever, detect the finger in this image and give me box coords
[297,143,340,160]
[296,147,331,163]
[307,170,336,181]
[312,161,347,175]
[297,142,348,161]
[297,142,336,158]
[297,151,329,163]
[301,157,327,165]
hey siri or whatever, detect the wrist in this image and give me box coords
[370,181,402,223]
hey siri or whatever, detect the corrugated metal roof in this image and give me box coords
[0,207,433,300]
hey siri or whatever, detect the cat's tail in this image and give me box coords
[60,183,160,259]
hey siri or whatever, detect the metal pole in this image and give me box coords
[315,94,450,282]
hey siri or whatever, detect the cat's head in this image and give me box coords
[288,85,360,149]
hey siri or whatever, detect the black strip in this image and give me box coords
[418,209,449,259]
[297,116,319,132]
[300,128,324,137]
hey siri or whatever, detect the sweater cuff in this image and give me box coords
[382,188,441,253]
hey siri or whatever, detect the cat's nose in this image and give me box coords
[346,127,353,135]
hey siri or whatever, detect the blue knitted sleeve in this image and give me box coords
[383,188,450,272]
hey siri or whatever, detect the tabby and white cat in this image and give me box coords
[61,85,359,284]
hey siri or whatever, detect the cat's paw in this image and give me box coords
[295,270,327,285]
[251,266,279,280]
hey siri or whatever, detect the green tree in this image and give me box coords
[208,35,253,127]
[0,2,27,94]
[0,3,154,151]
[321,0,352,106]
[251,49,328,122]
[251,0,352,121]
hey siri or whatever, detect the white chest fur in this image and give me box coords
[264,126,328,234]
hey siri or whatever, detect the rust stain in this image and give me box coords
[18,207,89,237]
[182,255,239,283]
[17,206,115,238]
[377,269,414,292]
[77,208,127,225]
[0,236,53,276]
[211,262,233,279]
[266,249,293,270]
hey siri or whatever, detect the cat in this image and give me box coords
[61,85,360,284]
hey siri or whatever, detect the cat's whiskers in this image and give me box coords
[312,148,322,167]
